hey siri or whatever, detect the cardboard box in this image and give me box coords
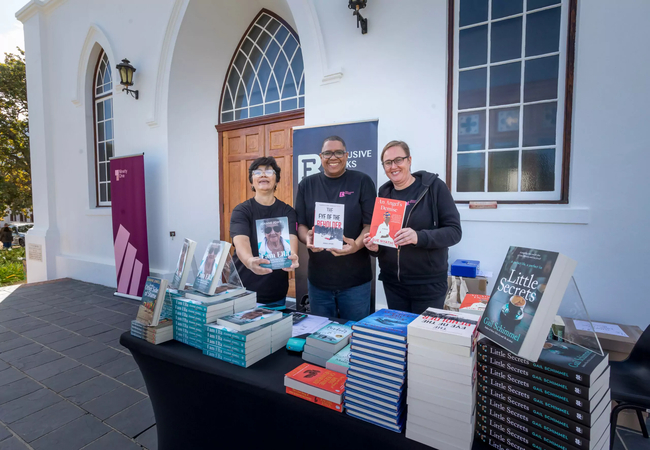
[563,318,642,359]
[447,275,488,296]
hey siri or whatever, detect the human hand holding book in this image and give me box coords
[362,232,379,252]
[282,253,299,272]
[393,227,418,246]
[246,256,273,275]
[306,227,325,252]
[328,236,360,257]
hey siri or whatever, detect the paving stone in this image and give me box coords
[138,385,148,395]
[77,324,115,337]
[78,348,123,368]
[47,334,92,352]
[31,414,111,450]
[0,342,44,363]
[75,307,105,317]
[10,348,62,371]
[29,308,66,319]
[96,312,130,326]
[0,367,24,387]
[0,423,11,442]
[0,437,30,449]
[79,431,141,450]
[35,311,71,322]
[41,365,100,393]
[21,324,61,338]
[81,385,146,420]
[135,425,157,450]
[18,304,50,313]
[49,315,86,327]
[0,331,18,342]
[61,341,108,360]
[0,336,31,353]
[32,329,75,345]
[60,375,121,405]
[24,356,80,381]
[65,319,99,332]
[105,398,155,438]
[0,312,27,323]
[95,355,137,378]
[10,400,86,443]
[0,388,61,424]
[115,369,145,390]
[91,328,126,345]
[0,360,7,371]
[0,377,41,406]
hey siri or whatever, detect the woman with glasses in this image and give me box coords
[230,157,299,308]
[363,140,462,314]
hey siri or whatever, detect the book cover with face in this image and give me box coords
[256,216,291,269]
[369,197,406,248]
[193,240,224,293]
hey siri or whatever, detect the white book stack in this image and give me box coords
[302,323,353,367]
[406,308,479,450]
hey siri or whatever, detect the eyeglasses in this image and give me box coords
[252,169,276,177]
[264,226,282,234]
[320,150,347,159]
[382,156,409,168]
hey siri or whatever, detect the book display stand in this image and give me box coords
[552,276,604,356]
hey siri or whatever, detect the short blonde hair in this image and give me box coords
[380,140,410,162]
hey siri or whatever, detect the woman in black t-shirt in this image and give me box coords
[230,157,299,307]
[363,141,462,314]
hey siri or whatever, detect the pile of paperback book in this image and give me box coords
[302,323,353,367]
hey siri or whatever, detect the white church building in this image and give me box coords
[17,0,650,327]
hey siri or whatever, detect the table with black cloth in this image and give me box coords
[120,332,490,450]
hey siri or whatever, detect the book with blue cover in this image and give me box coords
[217,307,281,331]
[170,238,197,290]
[350,337,407,355]
[306,323,353,352]
[325,344,351,375]
[255,216,292,270]
[350,344,405,363]
[135,277,169,327]
[192,240,232,295]
[352,309,418,341]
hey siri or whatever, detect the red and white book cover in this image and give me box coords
[369,198,407,248]
[285,363,346,394]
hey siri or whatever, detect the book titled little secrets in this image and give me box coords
[369,197,407,249]
[352,309,419,342]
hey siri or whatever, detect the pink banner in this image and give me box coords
[110,154,150,297]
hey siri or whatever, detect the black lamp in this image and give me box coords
[348,0,368,34]
[116,58,139,99]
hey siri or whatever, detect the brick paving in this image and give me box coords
[0,279,156,450]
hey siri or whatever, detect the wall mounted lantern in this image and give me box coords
[348,0,368,34]
[116,58,139,99]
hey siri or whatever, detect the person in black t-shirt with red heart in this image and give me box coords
[363,140,462,314]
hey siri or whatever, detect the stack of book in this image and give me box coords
[284,363,346,412]
[405,308,478,450]
[173,295,235,349]
[130,320,173,344]
[326,344,351,375]
[185,287,256,313]
[271,314,293,353]
[302,323,353,367]
[345,309,418,433]
[202,308,282,367]
[475,337,611,450]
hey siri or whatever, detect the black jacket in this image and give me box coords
[0,227,12,244]
[374,171,461,285]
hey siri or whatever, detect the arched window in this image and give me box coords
[220,11,305,123]
[93,51,114,206]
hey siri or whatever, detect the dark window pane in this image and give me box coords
[459,25,487,68]
[522,148,555,191]
[526,8,561,57]
[96,72,103,91]
[283,36,298,61]
[460,0,488,27]
[490,62,521,106]
[105,120,113,140]
[106,141,113,159]
[249,46,263,70]
[457,153,486,192]
[257,58,272,96]
[458,110,486,151]
[250,105,263,118]
[299,75,305,96]
[281,98,297,111]
[242,62,255,94]
[234,109,248,120]
[266,18,280,35]
[459,68,487,109]
[523,102,557,147]
[96,102,104,122]
[248,25,262,42]
[275,27,289,47]
[265,40,280,65]
[256,30,272,52]
[256,14,271,28]
[491,17,522,63]
[488,151,519,192]
[265,102,279,115]
[273,54,289,96]
[98,142,105,162]
[107,183,111,202]
[98,122,104,142]
[524,55,559,102]
[234,80,248,109]
[291,49,304,89]
[250,78,263,106]
[227,69,239,100]
[528,0,560,11]
[222,85,233,111]
[100,183,107,203]
[266,73,279,102]
[234,51,247,74]
[282,72,297,99]
[241,38,253,55]
[221,111,234,123]
[489,107,519,148]
[299,97,305,108]
[492,0,522,19]
[104,98,112,120]
[103,65,112,87]
[99,163,107,182]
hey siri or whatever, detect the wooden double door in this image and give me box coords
[220,117,304,297]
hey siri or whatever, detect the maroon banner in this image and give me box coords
[110,154,150,297]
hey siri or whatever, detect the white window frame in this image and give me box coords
[93,52,114,207]
[450,0,571,202]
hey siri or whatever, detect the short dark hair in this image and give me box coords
[248,156,281,191]
[322,136,346,150]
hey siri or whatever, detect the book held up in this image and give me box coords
[369,197,406,249]
[313,202,344,250]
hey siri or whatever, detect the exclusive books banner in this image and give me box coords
[313,202,344,249]
[255,216,291,269]
[369,198,406,248]
[477,246,577,361]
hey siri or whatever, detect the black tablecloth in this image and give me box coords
[120,333,489,450]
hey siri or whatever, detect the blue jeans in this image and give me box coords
[307,280,371,321]
[262,297,286,309]
[2,242,11,249]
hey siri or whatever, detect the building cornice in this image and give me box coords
[16,0,67,23]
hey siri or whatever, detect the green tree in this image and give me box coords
[0,48,31,216]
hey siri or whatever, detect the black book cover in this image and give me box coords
[477,360,596,413]
[476,409,579,450]
[476,391,593,448]
[477,378,594,427]
[474,426,519,450]
[477,349,590,400]
[478,338,608,387]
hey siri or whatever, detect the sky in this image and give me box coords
[0,0,28,57]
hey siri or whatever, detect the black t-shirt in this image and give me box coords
[295,170,376,290]
[229,198,297,304]
[389,177,423,219]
